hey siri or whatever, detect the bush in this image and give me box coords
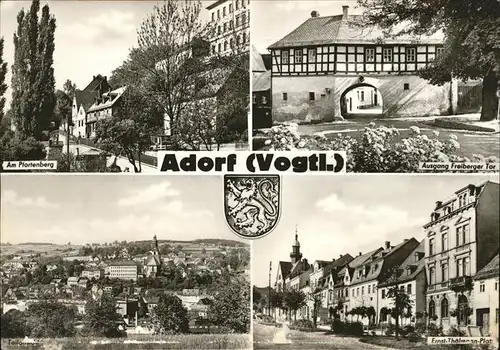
[330,318,345,333]
[427,323,443,336]
[407,331,422,343]
[447,326,466,336]
[385,323,404,336]
[291,319,314,330]
[401,325,415,337]
[345,322,364,336]
[261,122,498,173]
[415,321,427,334]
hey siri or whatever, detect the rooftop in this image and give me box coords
[269,10,443,49]
[474,254,499,281]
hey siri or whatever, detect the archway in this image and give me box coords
[340,83,383,119]
[457,294,469,326]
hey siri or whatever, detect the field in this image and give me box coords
[1,334,251,350]
[0,243,80,258]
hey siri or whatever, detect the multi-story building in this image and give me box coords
[327,249,381,320]
[473,254,499,338]
[206,0,250,56]
[85,86,127,139]
[267,5,456,123]
[69,75,112,138]
[377,240,426,326]
[348,238,420,325]
[424,181,499,330]
[107,260,138,282]
[81,267,103,280]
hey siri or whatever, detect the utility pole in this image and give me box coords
[268,261,272,317]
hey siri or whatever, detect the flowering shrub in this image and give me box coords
[261,122,499,173]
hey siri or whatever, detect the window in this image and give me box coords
[429,300,436,318]
[242,13,246,25]
[496,281,498,291]
[442,233,448,251]
[365,48,375,62]
[407,283,412,294]
[361,286,364,295]
[480,283,485,292]
[429,238,435,255]
[282,93,288,101]
[282,51,289,64]
[223,22,227,32]
[383,48,393,62]
[456,224,470,246]
[295,50,303,63]
[368,285,371,294]
[441,298,449,318]
[218,43,221,52]
[308,48,316,63]
[223,6,226,16]
[230,20,234,29]
[407,47,416,62]
[224,41,228,51]
[382,289,386,299]
[430,266,435,285]
[229,4,233,13]
[404,83,410,90]
[496,309,499,324]
[242,32,246,43]
[236,0,239,10]
[236,15,240,26]
[361,91,365,102]
[217,9,220,19]
[309,92,315,101]
[356,287,359,296]
[217,26,221,35]
[436,47,444,57]
[441,262,448,282]
[211,12,215,21]
[262,96,267,105]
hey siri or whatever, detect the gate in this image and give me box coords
[457,83,482,113]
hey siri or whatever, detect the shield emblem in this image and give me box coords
[224,175,281,239]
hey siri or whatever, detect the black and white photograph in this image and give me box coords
[0,0,250,173]
[251,1,500,173]
[252,175,499,349]
[0,175,251,349]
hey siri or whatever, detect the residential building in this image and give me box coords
[252,45,272,129]
[70,75,112,138]
[473,254,499,338]
[377,240,427,326]
[267,6,456,123]
[67,276,79,287]
[348,238,420,325]
[424,181,499,330]
[81,267,103,280]
[62,255,92,262]
[206,0,250,56]
[85,86,127,139]
[107,260,138,282]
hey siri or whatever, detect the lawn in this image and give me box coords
[1,334,251,350]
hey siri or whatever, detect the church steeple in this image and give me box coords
[290,226,302,264]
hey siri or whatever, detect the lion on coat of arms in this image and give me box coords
[226,177,279,236]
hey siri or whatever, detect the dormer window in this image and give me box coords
[444,207,451,215]
[414,253,419,262]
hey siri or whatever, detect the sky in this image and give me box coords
[0,174,245,245]
[0,0,212,107]
[252,0,361,54]
[252,174,499,287]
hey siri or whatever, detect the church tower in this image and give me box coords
[153,235,162,268]
[290,227,302,264]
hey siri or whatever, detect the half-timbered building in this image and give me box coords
[268,6,456,122]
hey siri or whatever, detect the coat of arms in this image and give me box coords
[224,175,281,239]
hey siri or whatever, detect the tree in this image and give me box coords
[94,86,163,172]
[26,301,76,337]
[209,272,250,333]
[0,37,7,124]
[63,79,77,99]
[308,290,323,329]
[132,0,248,150]
[1,310,27,338]
[283,289,306,321]
[10,0,57,139]
[357,0,500,121]
[84,294,124,337]
[253,286,262,312]
[152,294,189,334]
[0,130,46,170]
[384,267,414,340]
[55,89,72,129]
[269,289,284,322]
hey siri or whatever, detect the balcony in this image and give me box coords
[449,276,472,288]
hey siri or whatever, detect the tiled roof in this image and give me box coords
[474,254,499,281]
[252,46,267,72]
[83,74,111,92]
[253,71,270,92]
[350,238,419,286]
[278,261,292,279]
[269,15,444,49]
[378,240,426,287]
[108,260,137,267]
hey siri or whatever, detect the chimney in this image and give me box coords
[332,258,336,262]
[435,201,443,208]
[403,239,409,243]
[359,252,362,256]
[385,241,391,249]
[342,5,349,19]
[311,10,320,18]
[339,254,343,258]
